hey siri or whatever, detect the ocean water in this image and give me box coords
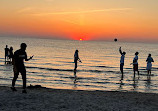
[0,37,158,93]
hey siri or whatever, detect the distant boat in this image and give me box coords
[114,38,117,42]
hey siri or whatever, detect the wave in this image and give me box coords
[27,66,158,74]
[91,66,117,68]
[26,66,120,73]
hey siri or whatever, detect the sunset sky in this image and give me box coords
[0,0,158,42]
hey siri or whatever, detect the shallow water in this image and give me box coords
[0,37,158,93]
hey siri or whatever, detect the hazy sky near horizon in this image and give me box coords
[0,0,158,42]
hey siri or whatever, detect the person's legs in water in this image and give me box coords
[149,70,151,75]
[120,63,124,75]
[136,64,139,76]
[120,63,124,79]
[133,66,136,78]
[133,64,138,77]
[147,70,149,75]
[21,67,27,93]
[74,60,77,71]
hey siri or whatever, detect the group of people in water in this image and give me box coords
[4,45,14,63]
[3,43,154,93]
[74,47,154,76]
[119,47,154,77]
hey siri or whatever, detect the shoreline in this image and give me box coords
[0,86,158,111]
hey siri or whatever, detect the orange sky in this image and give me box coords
[0,0,158,42]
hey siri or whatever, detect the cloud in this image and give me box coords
[44,0,55,2]
[30,8,132,16]
[17,7,34,14]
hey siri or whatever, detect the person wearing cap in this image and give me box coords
[119,47,126,77]
[146,54,154,75]
[74,49,81,71]
[11,43,33,93]
[133,52,139,77]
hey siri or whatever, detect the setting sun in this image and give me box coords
[0,0,158,42]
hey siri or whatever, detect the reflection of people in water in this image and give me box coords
[146,54,154,75]
[133,52,139,77]
[119,74,124,90]
[73,70,78,89]
[146,73,151,90]
[119,47,126,77]
[74,50,82,71]
[74,71,77,83]
[132,75,139,90]
[119,79,124,90]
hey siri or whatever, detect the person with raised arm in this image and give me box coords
[119,47,126,78]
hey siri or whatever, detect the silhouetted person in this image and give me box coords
[133,52,139,77]
[11,43,33,93]
[74,50,81,71]
[146,54,154,75]
[4,45,9,63]
[9,46,14,63]
[119,47,126,77]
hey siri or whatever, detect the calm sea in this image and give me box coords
[0,37,158,93]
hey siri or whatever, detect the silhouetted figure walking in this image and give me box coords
[9,46,14,63]
[146,54,154,75]
[4,45,9,63]
[74,50,81,71]
[133,52,139,77]
[11,43,33,93]
[119,47,126,78]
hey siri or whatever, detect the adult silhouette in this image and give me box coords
[4,45,9,63]
[74,50,81,71]
[11,43,33,93]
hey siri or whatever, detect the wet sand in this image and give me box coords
[0,86,158,111]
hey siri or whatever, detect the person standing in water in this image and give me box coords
[11,43,33,93]
[146,54,154,75]
[74,50,81,71]
[4,45,9,62]
[133,52,139,77]
[9,46,14,63]
[119,47,126,78]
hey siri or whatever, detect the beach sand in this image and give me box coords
[0,86,158,111]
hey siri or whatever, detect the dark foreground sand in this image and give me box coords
[0,86,158,111]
